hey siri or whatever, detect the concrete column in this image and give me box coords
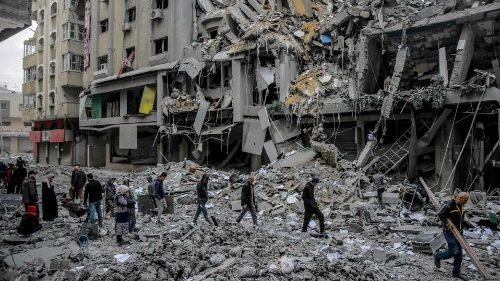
[356,120,365,157]
[173,0,193,60]
[157,138,164,166]
[251,154,262,171]
[120,90,127,115]
[231,59,244,122]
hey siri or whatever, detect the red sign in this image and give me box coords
[50,129,65,143]
[29,131,41,143]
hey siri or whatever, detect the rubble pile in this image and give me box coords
[1,154,499,280]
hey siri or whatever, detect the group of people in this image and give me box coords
[1,157,28,194]
[12,161,471,279]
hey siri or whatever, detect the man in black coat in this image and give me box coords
[302,177,325,234]
[236,175,258,225]
[14,163,27,194]
[70,164,86,203]
[434,192,470,280]
[193,173,212,225]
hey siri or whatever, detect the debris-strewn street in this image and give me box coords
[0,154,498,281]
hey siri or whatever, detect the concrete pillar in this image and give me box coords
[251,154,262,171]
[173,0,193,60]
[472,123,485,191]
[120,90,127,116]
[157,138,164,166]
[231,59,244,122]
[438,23,475,192]
[356,120,365,157]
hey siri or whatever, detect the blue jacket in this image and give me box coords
[154,179,165,200]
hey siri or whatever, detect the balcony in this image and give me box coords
[60,71,83,88]
[22,108,38,122]
[23,53,37,69]
[60,39,84,55]
[22,80,37,95]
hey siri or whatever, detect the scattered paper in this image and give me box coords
[114,253,131,263]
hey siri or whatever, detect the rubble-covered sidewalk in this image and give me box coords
[0,154,498,280]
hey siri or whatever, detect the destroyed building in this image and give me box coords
[75,0,500,193]
[0,0,32,42]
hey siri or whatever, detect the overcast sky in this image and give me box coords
[0,22,36,92]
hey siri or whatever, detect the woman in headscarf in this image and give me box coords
[115,185,134,244]
[5,163,14,194]
[42,174,58,221]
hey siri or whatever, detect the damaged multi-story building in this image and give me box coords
[79,0,500,193]
[23,0,84,165]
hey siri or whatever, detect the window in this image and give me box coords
[127,7,136,23]
[63,23,84,41]
[100,19,108,33]
[24,38,36,57]
[156,0,169,9]
[63,53,84,72]
[1,122,11,126]
[1,103,6,109]
[97,55,108,70]
[24,122,32,127]
[154,37,168,55]
[126,47,135,58]
[39,10,44,22]
[24,67,37,82]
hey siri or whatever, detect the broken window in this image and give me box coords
[208,28,218,39]
[127,88,143,115]
[100,19,108,33]
[102,92,120,118]
[62,22,84,41]
[127,7,136,23]
[156,0,168,9]
[97,55,108,70]
[154,37,168,55]
[126,47,135,58]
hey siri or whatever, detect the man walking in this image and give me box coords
[146,176,157,212]
[434,192,470,280]
[372,169,386,207]
[22,170,39,218]
[302,177,325,235]
[236,175,258,226]
[70,164,86,203]
[193,174,212,225]
[154,172,167,224]
[84,173,104,227]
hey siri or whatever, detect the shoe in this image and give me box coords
[433,254,441,269]
[452,273,466,280]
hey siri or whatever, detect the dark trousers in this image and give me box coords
[435,230,463,275]
[193,199,211,224]
[377,187,385,205]
[15,179,24,194]
[105,198,115,216]
[7,182,15,194]
[236,204,257,225]
[302,207,325,233]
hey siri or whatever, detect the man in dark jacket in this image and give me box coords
[193,174,212,225]
[302,177,325,234]
[146,176,157,211]
[236,175,258,225]
[372,170,386,207]
[14,163,27,194]
[154,172,167,224]
[70,164,86,203]
[21,170,39,218]
[84,173,104,227]
[434,192,470,280]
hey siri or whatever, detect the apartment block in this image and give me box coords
[22,0,83,165]
[0,87,32,154]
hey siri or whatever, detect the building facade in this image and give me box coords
[77,0,500,194]
[0,87,32,154]
[22,0,82,165]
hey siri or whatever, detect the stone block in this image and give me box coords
[382,193,400,204]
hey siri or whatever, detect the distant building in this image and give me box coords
[0,86,32,154]
[22,0,82,165]
[0,0,32,42]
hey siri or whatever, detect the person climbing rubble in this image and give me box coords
[301,177,325,235]
[154,172,167,225]
[193,173,212,225]
[236,175,258,226]
[146,176,157,213]
[372,169,387,207]
[114,185,135,245]
[70,164,86,204]
[83,173,104,227]
[434,192,471,280]
[104,177,117,219]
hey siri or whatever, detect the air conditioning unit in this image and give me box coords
[122,22,132,32]
[151,9,163,20]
